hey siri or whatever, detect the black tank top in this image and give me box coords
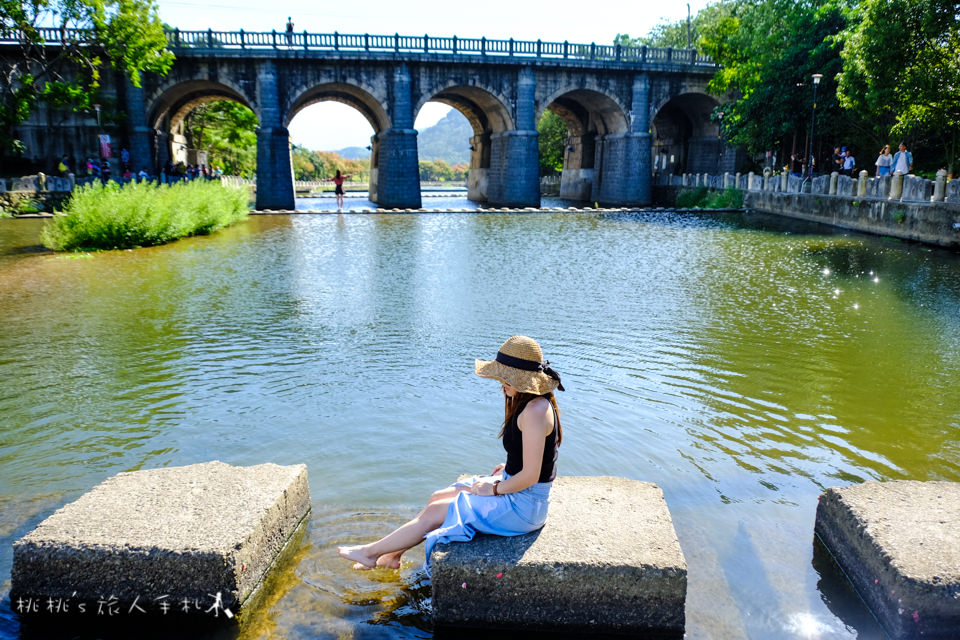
[502,396,559,483]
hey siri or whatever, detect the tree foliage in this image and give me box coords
[837,0,960,172]
[418,159,467,182]
[291,146,370,182]
[537,110,568,175]
[183,100,257,177]
[615,4,729,50]
[0,0,174,160]
[699,0,853,156]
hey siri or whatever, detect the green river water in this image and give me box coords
[1,207,958,639]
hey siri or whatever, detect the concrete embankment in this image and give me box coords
[12,461,310,619]
[655,170,960,249]
[430,476,687,636]
[815,481,960,639]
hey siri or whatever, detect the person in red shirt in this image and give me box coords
[326,169,351,211]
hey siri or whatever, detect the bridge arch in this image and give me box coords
[146,79,257,171]
[285,82,390,133]
[414,84,515,203]
[652,91,722,176]
[537,88,630,201]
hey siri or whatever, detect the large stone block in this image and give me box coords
[947,179,960,204]
[901,175,934,203]
[431,476,687,636]
[11,175,40,192]
[815,481,960,639]
[12,461,310,618]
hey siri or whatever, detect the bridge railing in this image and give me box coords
[1,27,715,67]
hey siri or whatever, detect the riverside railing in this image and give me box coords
[656,169,959,204]
[0,27,715,67]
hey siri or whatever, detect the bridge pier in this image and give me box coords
[559,134,596,201]
[467,133,490,202]
[370,64,421,209]
[372,128,421,208]
[255,61,295,210]
[485,68,539,208]
[591,74,652,207]
[123,79,153,174]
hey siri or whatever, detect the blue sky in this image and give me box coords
[156,0,715,151]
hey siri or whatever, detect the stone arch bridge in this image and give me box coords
[6,29,734,209]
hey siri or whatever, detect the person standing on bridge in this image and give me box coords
[338,335,564,572]
[327,169,351,212]
[285,17,294,45]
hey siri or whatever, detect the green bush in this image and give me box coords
[42,181,249,251]
[676,186,709,208]
[705,187,744,209]
[676,186,743,209]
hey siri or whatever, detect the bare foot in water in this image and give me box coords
[338,545,377,570]
[375,551,402,569]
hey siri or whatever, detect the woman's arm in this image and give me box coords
[472,398,551,496]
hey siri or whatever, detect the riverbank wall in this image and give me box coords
[654,170,960,250]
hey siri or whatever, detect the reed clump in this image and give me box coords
[676,186,744,209]
[42,181,249,251]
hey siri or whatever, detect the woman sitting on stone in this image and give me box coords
[338,335,564,570]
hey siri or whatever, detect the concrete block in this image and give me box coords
[815,481,960,639]
[11,175,41,192]
[902,175,933,203]
[12,461,310,618]
[0,178,6,192]
[837,175,856,196]
[946,179,960,204]
[431,476,686,635]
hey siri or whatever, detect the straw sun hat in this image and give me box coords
[474,336,565,395]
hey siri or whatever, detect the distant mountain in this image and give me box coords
[335,146,370,160]
[331,109,472,166]
[416,109,472,165]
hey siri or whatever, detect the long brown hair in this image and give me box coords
[499,391,563,445]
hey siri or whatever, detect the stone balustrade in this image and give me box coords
[656,169,958,204]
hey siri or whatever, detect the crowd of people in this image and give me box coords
[789,142,915,179]
[53,151,224,186]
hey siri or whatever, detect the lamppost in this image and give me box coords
[93,104,102,131]
[807,74,822,177]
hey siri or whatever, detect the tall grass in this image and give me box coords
[675,186,744,210]
[42,181,249,251]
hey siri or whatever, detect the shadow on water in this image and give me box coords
[810,536,887,639]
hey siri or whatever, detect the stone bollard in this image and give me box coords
[933,169,947,202]
[857,170,868,197]
[829,172,839,195]
[735,172,742,190]
[780,171,788,192]
[723,172,731,189]
[890,171,904,200]
[37,172,47,191]
[747,172,756,191]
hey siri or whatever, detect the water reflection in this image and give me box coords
[0,208,958,639]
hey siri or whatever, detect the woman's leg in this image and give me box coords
[339,496,457,569]
[372,486,470,568]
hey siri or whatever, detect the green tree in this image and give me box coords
[0,0,174,163]
[291,146,370,182]
[615,3,731,50]
[700,0,858,159]
[537,110,568,175]
[837,0,960,173]
[183,100,257,176]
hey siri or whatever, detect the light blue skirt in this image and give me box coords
[423,471,552,567]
